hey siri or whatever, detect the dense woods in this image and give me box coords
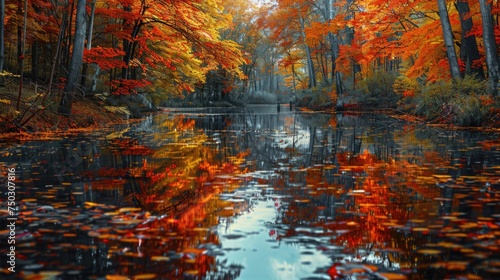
[1,0,500,131]
[1,1,500,278]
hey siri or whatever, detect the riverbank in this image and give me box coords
[317,90,500,130]
[0,84,127,140]
[2,83,500,140]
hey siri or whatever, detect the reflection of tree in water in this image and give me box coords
[2,109,500,279]
[218,112,500,278]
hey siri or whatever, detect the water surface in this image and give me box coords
[1,104,500,279]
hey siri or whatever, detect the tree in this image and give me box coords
[15,0,27,111]
[437,0,461,79]
[0,0,4,72]
[479,0,499,96]
[80,0,97,90]
[265,0,318,89]
[58,0,86,115]
[86,0,244,97]
[456,0,484,79]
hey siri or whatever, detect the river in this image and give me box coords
[1,104,499,279]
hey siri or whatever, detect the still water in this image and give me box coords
[1,104,500,279]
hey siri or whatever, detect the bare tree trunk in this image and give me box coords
[80,0,96,88]
[31,42,38,82]
[299,13,316,88]
[0,0,4,71]
[479,0,500,95]
[15,13,67,127]
[326,0,343,97]
[58,0,87,115]
[15,0,27,111]
[437,0,462,79]
[456,0,484,79]
[63,0,75,70]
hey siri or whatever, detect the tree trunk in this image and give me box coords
[58,0,87,115]
[326,0,343,96]
[15,0,27,111]
[437,0,462,79]
[80,0,97,88]
[456,0,484,79]
[32,42,38,82]
[318,51,329,85]
[0,0,4,71]
[479,0,500,95]
[64,0,75,70]
[16,2,22,75]
[121,4,146,81]
[299,13,316,88]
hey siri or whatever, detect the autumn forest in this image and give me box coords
[2,0,500,279]
[1,0,500,131]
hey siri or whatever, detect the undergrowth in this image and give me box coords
[354,71,400,108]
[401,76,494,127]
[0,79,126,137]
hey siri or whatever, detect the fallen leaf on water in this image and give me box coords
[444,233,468,238]
[184,270,199,276]
[376,272,408,279]
[120,237,139,243]
[151,256,170,261]
[431,261,468,270]
[417,249,442,255]
[192,227,210,232]
[106,276,128,280]
[118,207,142,213]
[411,227,429,233]
[133,274,157,279]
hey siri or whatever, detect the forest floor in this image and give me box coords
[0,83,127,141]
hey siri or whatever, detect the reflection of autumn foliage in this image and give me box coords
[479,139,500,150]
[275,148,446,272]
[131,161,191,211]
[337,149,379,166]
[111,138,153,155]
[107,191,221,278]
[328,116,337,128]
[90,178,127,190]
[221,162,238,174]
[130,117,250,215]
[423,151,448,165]
[196,161,218,184]
[176,116,196,131]
[104,115,251,278]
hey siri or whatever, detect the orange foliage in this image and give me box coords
[176,116,196,131]
[337,150,379,166]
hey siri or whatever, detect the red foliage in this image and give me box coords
[83,47,127,70]
[108,79,153,95]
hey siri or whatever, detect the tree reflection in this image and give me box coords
[1,109,500,279]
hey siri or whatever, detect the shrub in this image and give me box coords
[451,94,493,126]
[248,91,278,104]
[295,86,336,109]
[0,98,18,121]
[355,71,400,108]
[413,76,491,126]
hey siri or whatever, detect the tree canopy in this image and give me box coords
[1,0,499,127]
